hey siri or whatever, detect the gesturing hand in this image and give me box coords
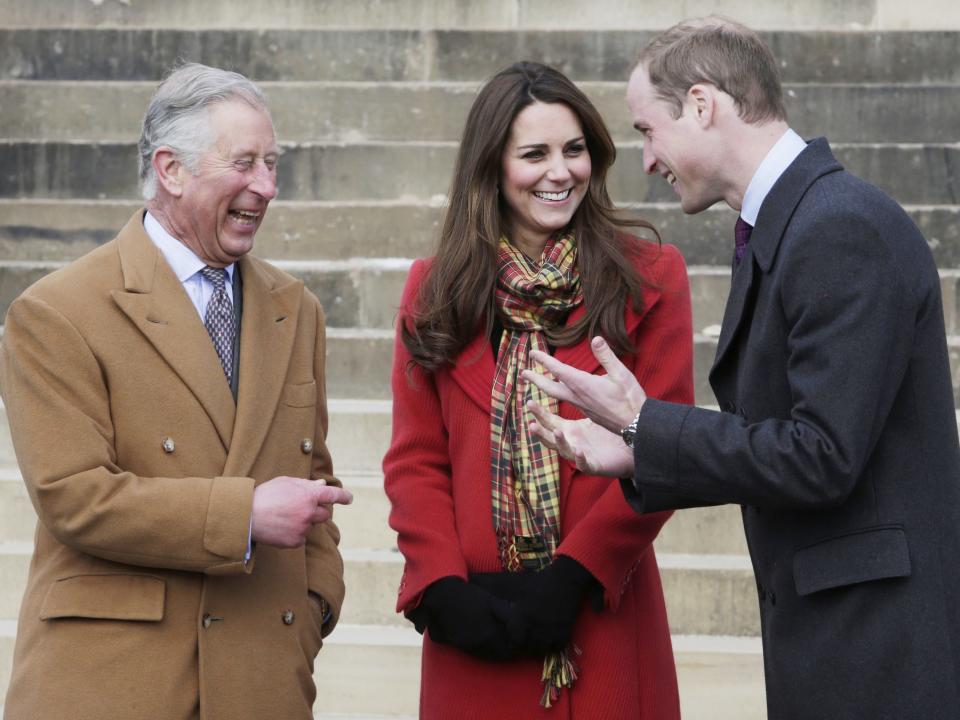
[526,401,635,478]
[522,336,646,433]
[251,475,353,548]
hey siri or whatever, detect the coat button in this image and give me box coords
[201,613,223,628]
[162,437,175,453]
[282,610,295,625]
[300,438,313,454]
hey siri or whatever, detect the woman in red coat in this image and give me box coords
[382,62,693,719]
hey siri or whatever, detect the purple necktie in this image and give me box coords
[734,217,753,264]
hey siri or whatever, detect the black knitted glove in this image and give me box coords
[405,576,527,661]
[472,556,598,655]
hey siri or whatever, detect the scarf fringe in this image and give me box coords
[539,644,582,708]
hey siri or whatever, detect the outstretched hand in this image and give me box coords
[522,336,646,433]
[527,400,635,477]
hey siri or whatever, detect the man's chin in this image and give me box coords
[680,196,721,215]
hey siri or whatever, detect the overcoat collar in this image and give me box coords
[710,138,844,377]
[111,211,303,473]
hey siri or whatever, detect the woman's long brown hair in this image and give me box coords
[403,61,660,371]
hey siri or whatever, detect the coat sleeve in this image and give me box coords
[303,295,346,635]
[555,244,695,609]
[629,208,918,511]
[0,292,253,574]
[382,259,469,612]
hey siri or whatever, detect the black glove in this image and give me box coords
[405,576,527,661]
[472,556,599,655]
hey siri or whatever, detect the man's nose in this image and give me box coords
[251,162,278,200]
[642,142,657,175]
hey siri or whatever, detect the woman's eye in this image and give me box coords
[522,150,544,160]
[566,144,585,155]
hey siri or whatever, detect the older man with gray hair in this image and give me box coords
[1,63,351,720]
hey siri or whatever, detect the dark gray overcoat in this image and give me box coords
[624,138,960,719]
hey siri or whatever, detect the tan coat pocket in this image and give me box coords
[39,573,166,621]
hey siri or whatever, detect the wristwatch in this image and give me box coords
[620,411,642,448]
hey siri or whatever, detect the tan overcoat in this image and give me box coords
[1,211,345,720]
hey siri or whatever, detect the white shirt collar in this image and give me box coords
[740,128,807,227]
[143,211,235,283]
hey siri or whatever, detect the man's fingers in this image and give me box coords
[314,484,353,506]
[528,349,589,390]
[526,399,560,431]
[520,366,572,403]
[529,420,559,451]
[590,336,633,384]
[311,505,333,524]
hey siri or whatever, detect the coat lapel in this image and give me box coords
[222,256,304,478]
[709,137,845,385]
[709,252,758,383]
[111,212,237,449]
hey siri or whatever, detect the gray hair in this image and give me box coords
[138,63,271,200]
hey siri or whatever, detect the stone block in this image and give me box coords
[4,201,956,270]
[2,30,957,83]
[334,475,397,552]
[6,81,959,145]
[326,399,393,475]
[655,505,749,556]
[2,141,956,207]
[2,0,958,33]
[0,545,30,618]
[0,473,34,545]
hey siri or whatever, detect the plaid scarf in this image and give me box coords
[490,233,583,707]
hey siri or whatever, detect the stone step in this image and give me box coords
[4,81,958,145]
[1,0,953,31]
[3,199,958,268]
[2,141,958,208]
[0,470,31,545]
[0,544,30,619]
[0,543,760,636]
[0,622,764,719]
[2,29,958,83]
[2,260,960,340]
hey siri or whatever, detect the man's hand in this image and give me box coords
[251,476,353,548]
[522,336,646,433]
[527,401,635,477]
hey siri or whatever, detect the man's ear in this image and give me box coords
[152,147,184,198]
[686,83,717,128]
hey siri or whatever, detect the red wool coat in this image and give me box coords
[383,241,694,719]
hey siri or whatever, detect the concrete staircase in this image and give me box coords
[1,2,959,717]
